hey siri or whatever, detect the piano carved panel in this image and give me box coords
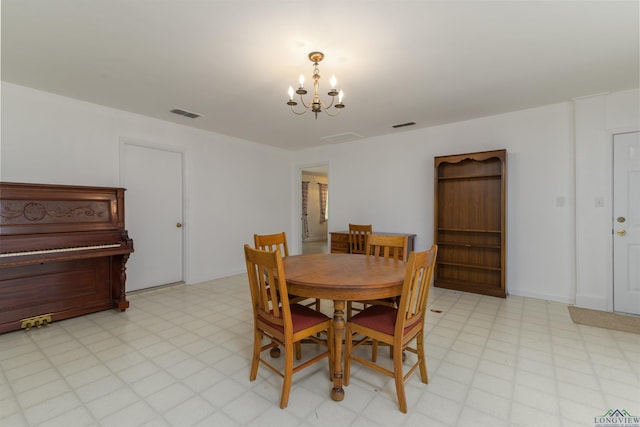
[1,200,111,224]
[0,182,133,334]
[0,182,123,236]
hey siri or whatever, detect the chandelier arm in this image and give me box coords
[323,97,335,109]
[290,105,310,115]
[298,94,312,109]
[323,107,342,117]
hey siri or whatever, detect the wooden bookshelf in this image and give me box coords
[434,149,507,297]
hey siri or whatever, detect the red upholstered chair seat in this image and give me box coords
[258,304,331,333]
[350,305,416,336]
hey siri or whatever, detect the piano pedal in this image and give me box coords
[21,314,52,331]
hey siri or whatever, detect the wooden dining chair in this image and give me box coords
[254,231,290,257]
[346,233,409,319]
[244,244,334,409]
[344,245,438,413]
[366,234,409,261]
[348,224,372,254]
[254,232,320,312]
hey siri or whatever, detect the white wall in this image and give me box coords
[3,82,638,306]
[294,102,578,303]
[293,90,639,305]
[575,89,640,311]
[1,82,293,284]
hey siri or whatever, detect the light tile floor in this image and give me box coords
[302,240,329,255]
[1,274,639,427]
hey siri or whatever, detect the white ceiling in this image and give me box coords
[2,1,638,151]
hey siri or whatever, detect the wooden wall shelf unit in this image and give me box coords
[434,149,507,298]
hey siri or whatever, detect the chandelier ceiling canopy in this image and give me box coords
[287,51,345,119]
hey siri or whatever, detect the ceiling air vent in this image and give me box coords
[320,132,364,144]
[392,121,416,128]
[170,108,200,119]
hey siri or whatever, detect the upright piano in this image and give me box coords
[0,182,134,334]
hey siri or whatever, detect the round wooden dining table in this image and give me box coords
[282,253,406,402]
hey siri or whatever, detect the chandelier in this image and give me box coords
[287,51,345,119]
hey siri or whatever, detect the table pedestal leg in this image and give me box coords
[331,299,345,401]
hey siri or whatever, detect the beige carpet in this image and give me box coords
[568,306,640,334]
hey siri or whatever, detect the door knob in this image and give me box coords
[617,216,626,223]
[616,229,626,236]
[176,223,183,228]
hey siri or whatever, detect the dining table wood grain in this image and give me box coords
[282,253,406,401]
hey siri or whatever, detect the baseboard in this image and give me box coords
[574,294,609,312]
[507,288,574,305]
[128,281,185,295]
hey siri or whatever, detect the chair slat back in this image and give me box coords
[396,245,438,334]
[349,224,372,254]
[365,234,409,261]
[244,244,291,329]
[254,232,289,257]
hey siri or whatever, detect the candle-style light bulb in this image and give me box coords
[299,74,305,88]
[338,90,344,103]
[330,75,337,89]
[288,86,294,99]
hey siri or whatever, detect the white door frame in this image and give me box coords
[119,137,188,286]
[295,161,330,255]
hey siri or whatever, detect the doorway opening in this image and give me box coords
[300,164,329,254]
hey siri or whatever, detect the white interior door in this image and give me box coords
[613,132,640,315]
[122,143,183,291]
